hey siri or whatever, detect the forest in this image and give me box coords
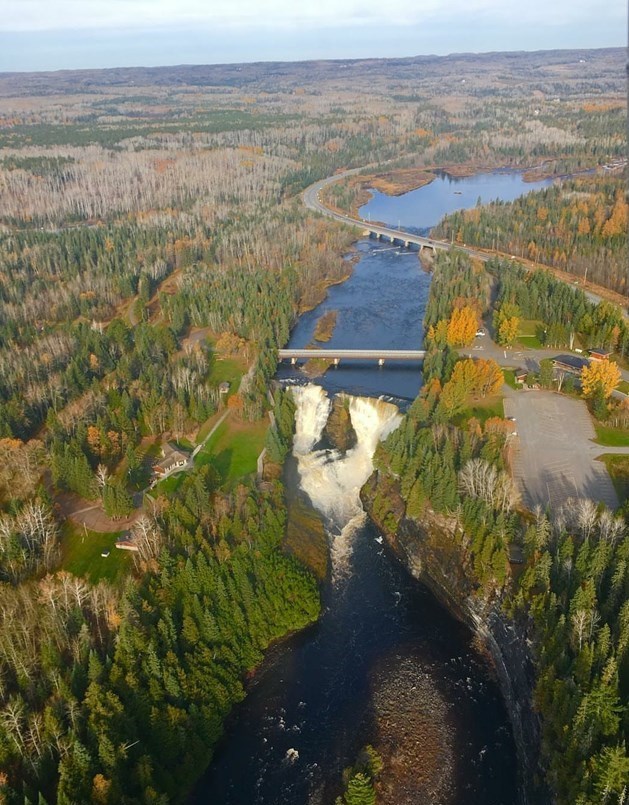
[0,46,626,802]
[432,175,629,294]
[371,250,629,804]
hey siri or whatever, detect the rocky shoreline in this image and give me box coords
[360,470,547,805]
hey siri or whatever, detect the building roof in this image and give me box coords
[589,347,612,358]
[552,354,589,371]
[161,442,188,464]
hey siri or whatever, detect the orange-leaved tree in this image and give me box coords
[446,306,478,347]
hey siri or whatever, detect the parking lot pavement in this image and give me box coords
[504,388,619,511]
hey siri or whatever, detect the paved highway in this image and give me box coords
[279,349,426,361]
[302,171,627,315]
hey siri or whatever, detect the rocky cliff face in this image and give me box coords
[361,470,546,805]
[320,395,357,453]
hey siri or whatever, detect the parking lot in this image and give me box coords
[504,389,619,511]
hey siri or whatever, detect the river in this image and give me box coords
[192,170,548,804]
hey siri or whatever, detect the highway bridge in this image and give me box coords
[302,169,624,314]
[302,170,470,256]
[278,349,425,365]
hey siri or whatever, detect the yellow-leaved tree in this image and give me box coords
[497,316,520,347]
[446,306,478,347]
[439,358,504,419]
[580,359,621,399]
[494,302,521,347]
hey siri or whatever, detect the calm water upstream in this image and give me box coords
[192,171,546,804]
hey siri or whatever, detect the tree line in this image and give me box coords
[371,250,629,803]
[433,176,628,294]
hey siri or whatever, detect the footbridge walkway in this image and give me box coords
[278,349,425,366]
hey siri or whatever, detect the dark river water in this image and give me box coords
[191,171,544,804]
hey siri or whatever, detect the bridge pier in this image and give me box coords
[378,358,385,367]
[291,357,296,365]
[333,357,340,366]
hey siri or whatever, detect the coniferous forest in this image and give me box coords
[0,48,626,803]
[371,250,629,804]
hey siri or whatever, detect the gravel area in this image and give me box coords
[504,389,619,510]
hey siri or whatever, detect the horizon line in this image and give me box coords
[0,43,624,77]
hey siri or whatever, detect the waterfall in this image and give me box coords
[291,384,332,455]
[291,384,402,576]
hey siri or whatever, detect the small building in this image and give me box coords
[552,354,590,375]
[115,538,139,552]
[588,347,612,362]
[219,381,231,395]
[514,368,528,385]
[154,442,188,476]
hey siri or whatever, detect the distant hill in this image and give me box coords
[0,47,624,96]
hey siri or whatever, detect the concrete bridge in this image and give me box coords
[278,349,425,366]
[303,171,460,255]
[361,225,445,252]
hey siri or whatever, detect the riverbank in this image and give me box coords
[360,471,546,805]
[306,167,628,314]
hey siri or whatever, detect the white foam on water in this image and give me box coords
[290,385,402,578]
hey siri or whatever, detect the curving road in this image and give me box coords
[302,170,626,314]
[303,171,473,256]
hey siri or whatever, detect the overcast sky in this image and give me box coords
[0,0,625,72]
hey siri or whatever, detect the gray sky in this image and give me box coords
[0,0,625,72]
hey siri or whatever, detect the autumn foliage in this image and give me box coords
[446,305,478,347]
[494,302,521,347]
[580,358,621,399]
[439,358,504,417]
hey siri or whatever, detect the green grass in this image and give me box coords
[209,355,245,389]
[59,524,132,584]
[153,472,186,496]
[194,418,268,485]
[594,424,629,447]
[194,353,247,445]
[454,395,505,426]
[517,319,544,349]
[196,413,223,445]
[599,455,629,505]
[617,380,629,395]
[503,369,519,389]
[174,437,194,451]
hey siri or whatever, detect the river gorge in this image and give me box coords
[192,170,551,803]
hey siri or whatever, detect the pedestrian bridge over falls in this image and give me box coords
[278,349,426,366]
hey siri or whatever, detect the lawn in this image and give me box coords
[594,423,629,447]
[209,354,246,389]
[195,408,230,446]
[599,455,629,505]
[59,523,132,584]
[503,369,519,389]
[153,472,186,496]
[192,350,248,446]
[517,319,544,349]
[617,380,629,396]
[194,417,268,485]
[454,395,505,426]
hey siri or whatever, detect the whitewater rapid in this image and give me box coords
[290,384,401,575]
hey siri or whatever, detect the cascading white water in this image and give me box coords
[290,384,402,576]
[292,384,332,455]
